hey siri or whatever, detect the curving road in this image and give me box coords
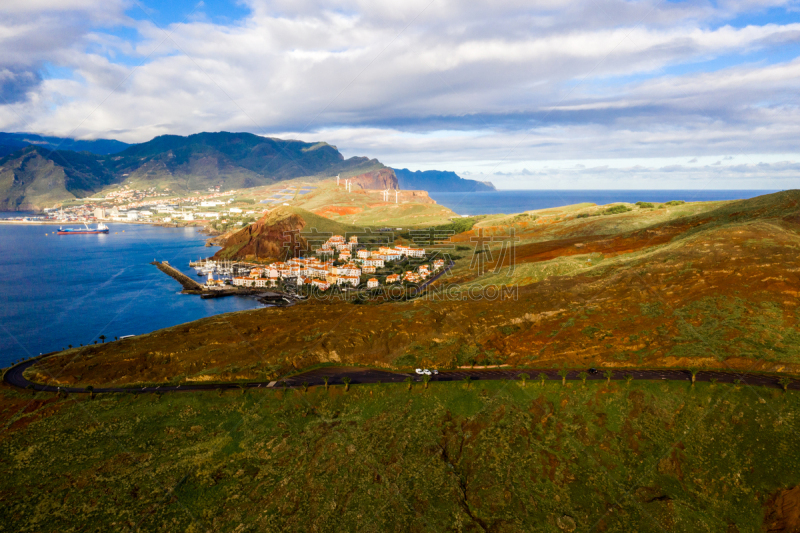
[4,358,798,394]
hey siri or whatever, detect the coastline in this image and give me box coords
[0,218,207,229]
[0,222,263,364]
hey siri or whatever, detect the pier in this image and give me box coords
[152,260,297,305]
[151,261,205,292]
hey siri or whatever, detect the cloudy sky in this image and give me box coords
[1,0,800,189]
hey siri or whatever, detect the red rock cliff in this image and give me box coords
[213,209,307,261]
[349,168,398,190]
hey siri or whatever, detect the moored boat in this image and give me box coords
[57,222,109,235]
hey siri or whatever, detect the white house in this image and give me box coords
[363,258,385,267]
[311,279,331,291]
[396,245,426,258]
[367,278,379,288]
[335,263,362,277]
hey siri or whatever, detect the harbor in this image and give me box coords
[152,260,298,305]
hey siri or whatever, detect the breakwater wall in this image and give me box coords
[151,261,204,291]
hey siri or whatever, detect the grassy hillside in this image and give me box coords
[26,191,800,388]
[2,379,800,532]
[290,180,458,227]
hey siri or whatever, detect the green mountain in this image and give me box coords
[393,167,495,192]
[0,132,384,211]
[0,146,116,211]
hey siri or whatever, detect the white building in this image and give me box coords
[396,245,426,258]
[334,263,362,277]
[363,258,385,268]
[367,278,379,288]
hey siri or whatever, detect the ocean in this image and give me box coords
[0,223,262,367]
[427,189,780,216]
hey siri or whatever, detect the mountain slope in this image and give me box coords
[0,132,387,210]
[106,132,385,193]
[0,147,116,210]
[393,168,495,192]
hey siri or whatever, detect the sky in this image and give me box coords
[1,0,800,189]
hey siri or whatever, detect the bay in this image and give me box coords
[0,223,261,367]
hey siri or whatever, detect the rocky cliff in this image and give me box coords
[213,208,308,261]
[349,168,398,190]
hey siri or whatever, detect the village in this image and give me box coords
[217,234,446,292]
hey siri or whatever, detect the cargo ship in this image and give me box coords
[57,222,109,235]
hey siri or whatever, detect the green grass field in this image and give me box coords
[2,378,799,532]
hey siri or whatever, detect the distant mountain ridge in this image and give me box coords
[393,168,495,192]
[0,132,130,158]
[0,132,384,211]
[0,131,492,211]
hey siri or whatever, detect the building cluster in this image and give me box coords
[229,234,440,291]
[401,259,445,284]
[46,189,244,222]
[103,186,169,203]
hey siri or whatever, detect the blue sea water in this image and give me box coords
[428,189,781,216]
[0,223,262,367]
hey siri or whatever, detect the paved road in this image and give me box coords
[412,259,455,295]
[4,359,798,394]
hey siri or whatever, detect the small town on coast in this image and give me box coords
[1,184,255,226]
[195,234,446,293]
[3,172,457,301]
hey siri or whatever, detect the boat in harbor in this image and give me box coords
[57,222,109,235]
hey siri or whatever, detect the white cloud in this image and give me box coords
[1,0,800,188]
